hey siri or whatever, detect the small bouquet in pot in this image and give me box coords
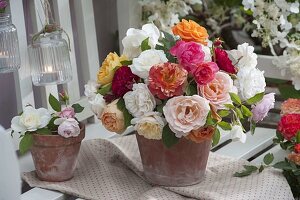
[86,19,274,147]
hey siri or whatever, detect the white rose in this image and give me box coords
[201,44,212,62]
[124,83,156,117]
[122,23,160,59]
[84,80,100,100]
[235,68,266,100]
[130,49,168,79]
[230,125,246,143]
[89,94,106,118]
[131,112,166,140]
[11,106,51,133]
[229,43,258,70]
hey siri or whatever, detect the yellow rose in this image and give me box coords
[97,52,127,85]
[100,99,125,134]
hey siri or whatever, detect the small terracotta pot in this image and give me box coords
[30,124,85,182]
[136,134,211,186]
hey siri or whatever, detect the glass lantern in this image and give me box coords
[0,14,21,73]
[28,31,72,86]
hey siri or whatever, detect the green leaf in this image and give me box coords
[296,131,300,143]
[243,165,258,172]
[263,153,274,165]
[48,116,59,131]
[218,110,230,117]
[19,134,33,155]
[120,60,132,66]
[276,130,284,142]
[241,105,252,117]
[117,98,133,128]
[162,125,179,148]
[162,31,175,42]
[273,161,293,170]
[156,101,167,114]
[49,94,61,112]
[224,104,235,109]
[278,84,300,99]
[141,37,151,51]
[98,83,112,95]
[212,128,221,147]
[206,112,217,126]
[185,81,197,96]
[233,171,254,177]
[246,92,264,105]
[36,128,51,135]
[230,92,241,105]
[250,120,256,135]
[259,165,265,173]
[72,103,84,113]
[218,121,232,131]
[235,107,244,119]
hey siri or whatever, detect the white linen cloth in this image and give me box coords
[23,135,294,200]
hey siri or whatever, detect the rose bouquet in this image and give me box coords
[86,19,273,185]
[11,93,85,181]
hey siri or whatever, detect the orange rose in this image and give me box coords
[186,126,215,143]
[172,19,209,45]
[288,153,300,165]
[281,98,300,115]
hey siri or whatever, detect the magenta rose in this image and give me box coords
[214,48,237,74]
[0,0,7,10]
[170,40,205,73]
[112,66,139,98]
[193,62,219,85]
[59,107,75,119]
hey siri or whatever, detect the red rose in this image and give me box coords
[278,114,300,140]
[295,144,300,153]
[193,62,219,85]
[111,66,139,97]
[214,48,237,74]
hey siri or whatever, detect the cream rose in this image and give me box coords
[130,49,168,79]
[11,106,51,133]
[198,71,237,110]
[131,112,166,140]
[163,95,210,138]
[84,80,100,100]
[122,23,160,59]
[235,68,266,100]
[89,94,106,118]
[123,83,156,117]
[100,100,125,134]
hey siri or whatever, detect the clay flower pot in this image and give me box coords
[136,133,211,186]
[30,124,85,182]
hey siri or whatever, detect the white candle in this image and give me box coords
[0,51,8,59]
[45,65,54,73]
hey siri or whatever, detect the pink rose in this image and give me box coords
[198,71,237,110]
[58,107,75,119]
[251,93,275,123]
[170,41,205,72]
[163,95,210,138]
[193,62,219,85]
[57,118,80,138]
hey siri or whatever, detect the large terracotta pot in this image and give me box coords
[30,124,85,182]
[136,133,211,186]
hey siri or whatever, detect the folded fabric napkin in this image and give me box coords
[23,135,293,200]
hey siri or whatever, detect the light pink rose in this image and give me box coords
[198,71,237,110]
[193,62,219,85]
[57,118,80,138]
[170,41,205,73]
[251,93,275,123]
[163,95,210,138]
[58,107,75,119]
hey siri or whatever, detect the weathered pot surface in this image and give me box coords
[30,123,85,182]
[136,134,211,187]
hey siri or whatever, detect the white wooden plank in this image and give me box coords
[29,0,59,108]
[251,145,288,165]
[215,127,276,159]
[10,0,35,112]
[117,0,141,52]
[21,188,66,200]
[72,0,99,83]
[257,55,291,80]
[52,0,80,104]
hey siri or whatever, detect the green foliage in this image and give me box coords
[117,98,133,128]
[49,94,61,112]
[241,105,252,117]
[120,60,133,66]
[162,125,179,148]
[229,92,241,105]
[72,103,84,113]
[48,116,59,131]
[19,133,33,155]
[224,104,235,109]
[156,31,177,62]
[212,128,220,147]
[36,128,51,135]
[206,112,218,126]
[156,100,167,114]
[263,153,274,165]
[250,120,256,135]
[185,81,198,96]
[218,110,230,117]
[246,92,264,105]
[279,85,300,100]
[234,165,258,177]
[141,37,151,51]
[235,107,243,119]
[217,121,232,131]
[98,83,112,95]
[296,131,300,144]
